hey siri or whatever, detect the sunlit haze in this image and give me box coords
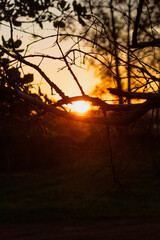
[68,101,91,114]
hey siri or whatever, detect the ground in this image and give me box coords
[1,129,160,239]
[1,217,160,240]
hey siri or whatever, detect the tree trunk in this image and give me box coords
[110,0,123,104]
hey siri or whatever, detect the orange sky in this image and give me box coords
[1,23,104,114]
[22,34,101,100]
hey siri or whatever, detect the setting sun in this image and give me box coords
[69,101,90,114]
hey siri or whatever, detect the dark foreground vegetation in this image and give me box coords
[0,113,160,239]
[1,0,160,238]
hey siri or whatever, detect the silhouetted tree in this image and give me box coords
[0,0,160,127]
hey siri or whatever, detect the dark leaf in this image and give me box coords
[8,3,14,7]
[60,0,66,9]
[12,19,22,26]
[78,16,86,26]
[1,58,10,66]
[8,39,13,48]
[0,51,4,57]
[73,0,77,10]
[23,74,34,83]
[64,4,70,11]
[28,11,35,18]
[7,67,21,80]
[16,49,24,53]
[2,36,8,48]
[14,40,22,48]
[73,1,83,16]
[54,20,65,28]
[38,21,43,29]
[21,11,27,17]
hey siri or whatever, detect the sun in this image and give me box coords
[69,101,90,114]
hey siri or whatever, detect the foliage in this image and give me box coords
[78,0,160,103]
[0,0,89,29]
[1,1,160,226]
[0,0,160,126]
[0,1,160,224]
[0,35,51,122]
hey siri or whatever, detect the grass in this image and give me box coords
[1,133,160,227]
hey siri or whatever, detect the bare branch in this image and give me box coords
[131,0,160,49]
[56,29,86,96]
[0,45,68,99]
[0,85,158,127]
[108,88,160,100]
[132,0,145,46]
[131,39,160,49]
[54,95,140,112]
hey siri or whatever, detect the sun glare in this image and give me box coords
[69,101,90,114]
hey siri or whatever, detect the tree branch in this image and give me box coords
[108,88,160,100]
[132,0,145,46]
[131,0,160,49]
[0,45,68,100]
[56,29,86,96]
[54,95,140,112]
[0,85,158,126]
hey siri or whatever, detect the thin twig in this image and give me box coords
[56,26,86,96]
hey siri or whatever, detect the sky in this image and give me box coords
[0,22,100,103]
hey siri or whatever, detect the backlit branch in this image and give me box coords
[0,85,157,126]
[132,0,144,47]
[54,95,140,112]
[1,0,160,129]
[131,0,160,49]
[0,45,68,100]
[56,29,86,96]
[17,31,160,82]
[108,88,160,100]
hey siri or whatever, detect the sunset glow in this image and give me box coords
[69,101,90,114]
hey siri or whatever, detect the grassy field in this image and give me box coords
[1,132,160,228]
